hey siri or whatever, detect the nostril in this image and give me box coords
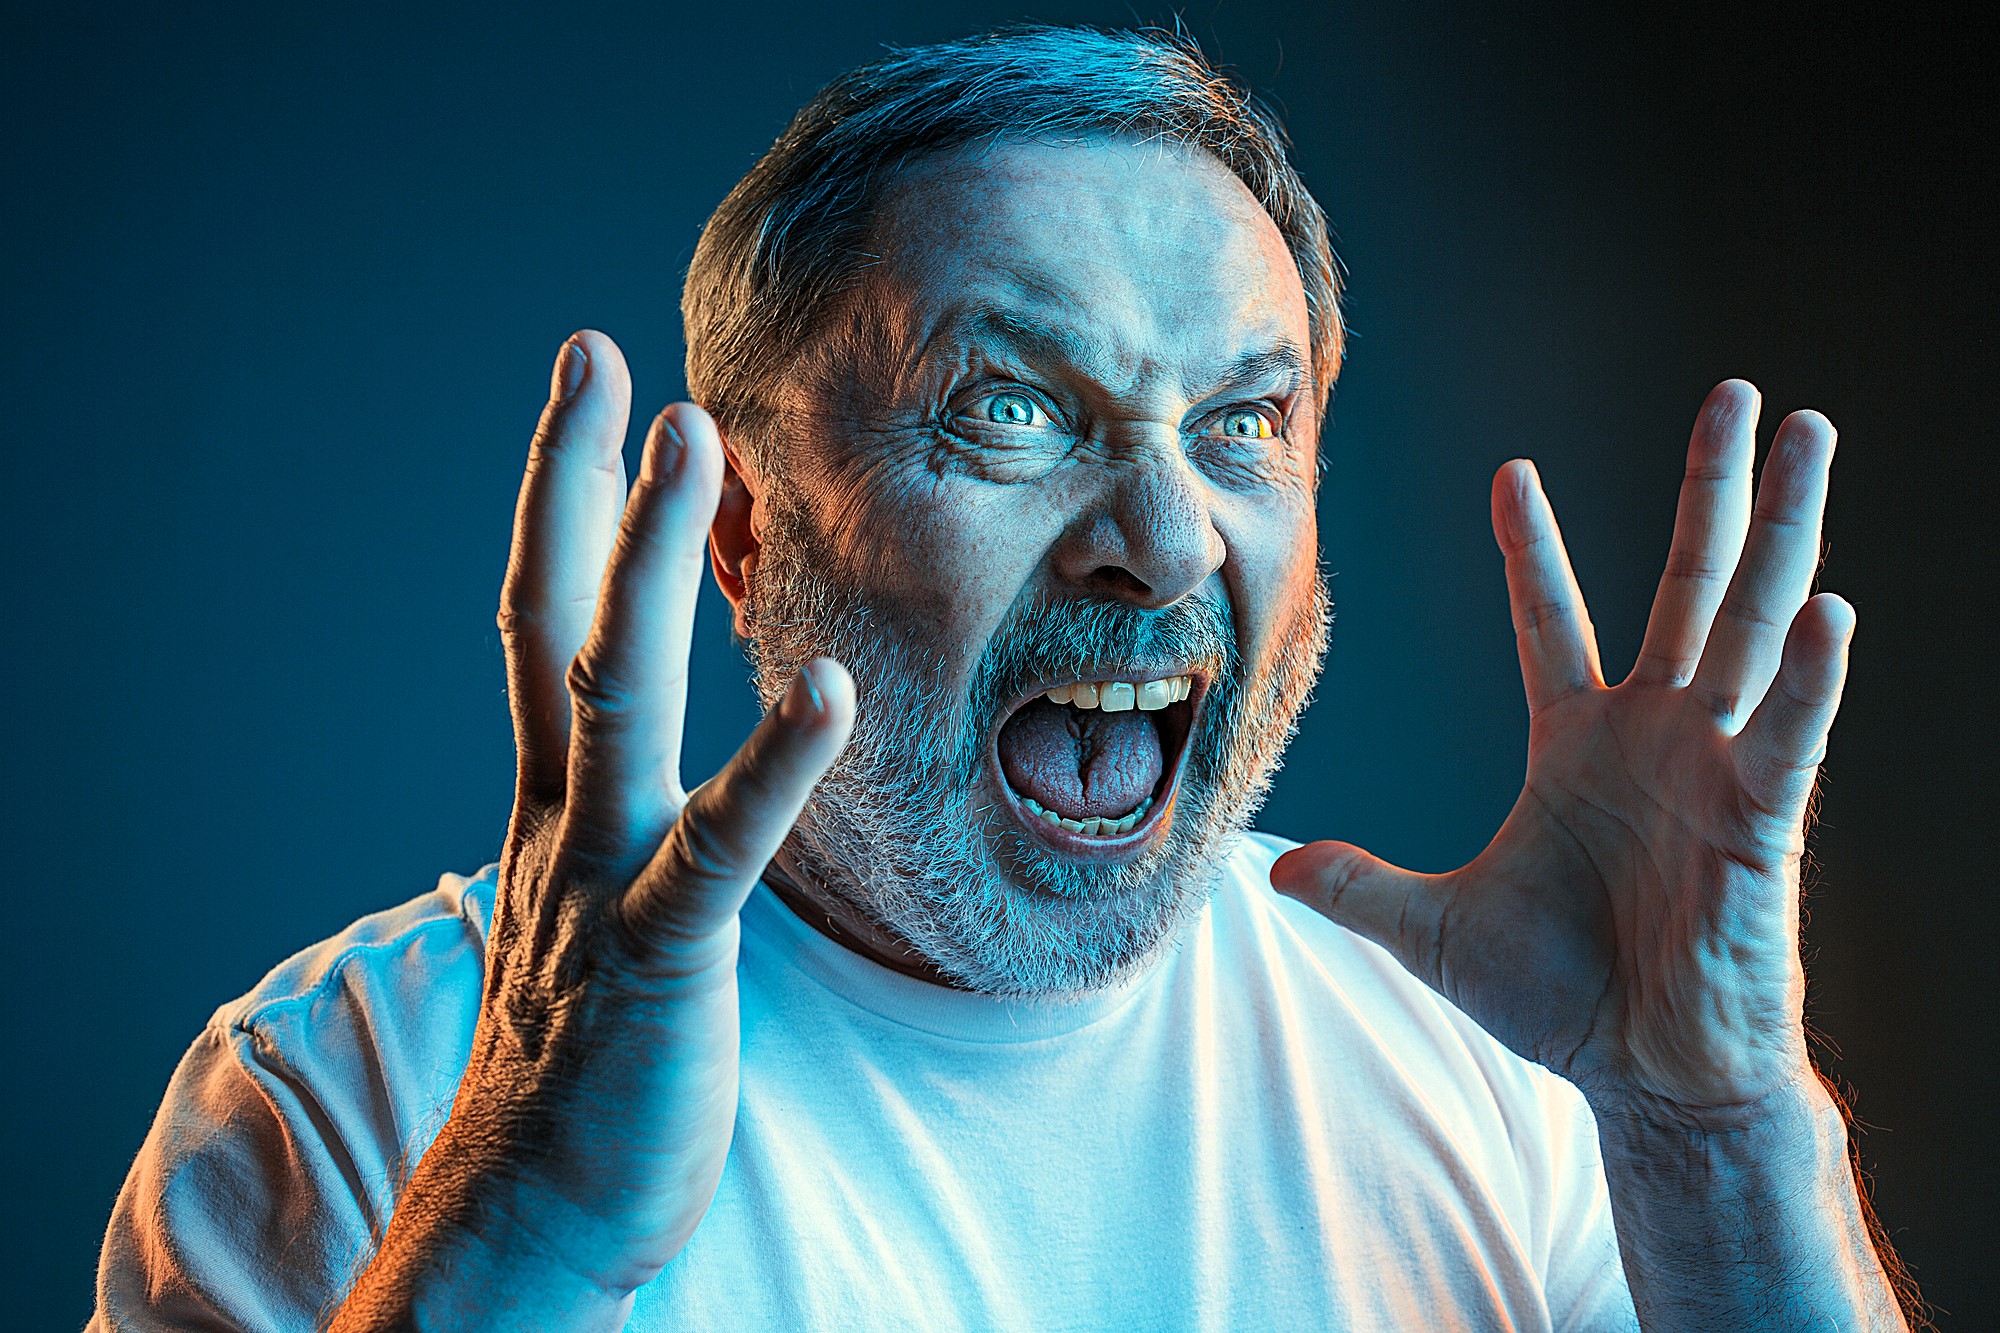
[1092,566,1152,598]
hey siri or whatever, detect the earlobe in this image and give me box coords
[709,441,761,640]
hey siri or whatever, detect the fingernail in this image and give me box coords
[639,411,685,484]
[552,337,588,404]
[780,663,825,725]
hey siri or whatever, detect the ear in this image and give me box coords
[709,436,760,640]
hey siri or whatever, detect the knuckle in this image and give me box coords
[613,490,708,573]
[723,736,793,810]
[496,603,557,644]
[661,807,750,894]
[1751,504,1810,529]
[1661,552,1731,582]
[1317,851,1365,909]
[1513,597,1572,636]
[1633,648,1696,686]
[1718,597,1785,632]
[1736,758,1814,824]
[529,418,623,476]
[1775,670,1822,714]
[564,653,635,724]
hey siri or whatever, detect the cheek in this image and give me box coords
[1216,491,1320,649]
[827,468,1067,663]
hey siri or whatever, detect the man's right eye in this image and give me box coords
[980,392,1043,427]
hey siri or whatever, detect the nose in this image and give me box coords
[1051,450,1225,609]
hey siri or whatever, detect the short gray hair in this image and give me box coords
[681,25,1343,466]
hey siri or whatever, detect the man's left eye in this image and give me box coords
[1207,408,1276,440]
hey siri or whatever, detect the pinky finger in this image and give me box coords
[1734,593,1857,821]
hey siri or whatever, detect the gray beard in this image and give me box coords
[744,498,1330,998]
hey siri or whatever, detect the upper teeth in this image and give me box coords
[1045,675,1192,712]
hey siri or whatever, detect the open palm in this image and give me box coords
[1274,381,1851,1116]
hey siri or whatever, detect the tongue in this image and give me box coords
[998,698,1164,819]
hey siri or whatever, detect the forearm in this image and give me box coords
[1592,1074,1906,1332]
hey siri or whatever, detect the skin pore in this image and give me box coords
[707,136,1331,993]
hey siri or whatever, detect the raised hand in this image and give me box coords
[332,333,853,1331]
[1272,381,1850,1119]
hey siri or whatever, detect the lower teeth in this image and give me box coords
[1021,793,1155,836]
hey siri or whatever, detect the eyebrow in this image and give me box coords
[942,302,1311,401]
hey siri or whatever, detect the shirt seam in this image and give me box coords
[223,890,488,1038]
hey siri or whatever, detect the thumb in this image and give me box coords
[1270,841,1448,993]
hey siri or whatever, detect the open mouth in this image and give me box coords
[990,671,1204,853]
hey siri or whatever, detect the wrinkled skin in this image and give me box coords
[1268,388,1908,1325]
[1274,394,1846,1116]
[708,139,1327,982]
[330,137,1905,1331]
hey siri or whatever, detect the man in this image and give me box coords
[94,26,1912,1331]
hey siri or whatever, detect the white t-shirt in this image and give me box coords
[94,832,1636,1331]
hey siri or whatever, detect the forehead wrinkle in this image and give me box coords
[870,142,1312,409]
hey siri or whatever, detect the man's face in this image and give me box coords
[739,136,1329,995]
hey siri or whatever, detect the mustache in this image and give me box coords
[953,592,1243,786]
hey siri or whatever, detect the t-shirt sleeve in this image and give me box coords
[1530,1071,1639,1332]
[91,1022,378,1333]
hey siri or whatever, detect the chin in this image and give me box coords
[790,768,1243,998]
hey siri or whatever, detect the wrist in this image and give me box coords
[333,1110,639,1333]
[1585,1071,1905,1332]
[1587,1066,1842,1173]
[1591,1052,1831,1123]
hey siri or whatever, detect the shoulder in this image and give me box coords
[1219,830,1488,1038]
[213,867,493,1164]
[96,870,498,1329]
[216,865,495,1039]
[1215,832,1619,1294]
[1212,830,1430,1004]
[1213,831,1458,1022]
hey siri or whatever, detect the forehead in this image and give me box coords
[862,137,1311,385]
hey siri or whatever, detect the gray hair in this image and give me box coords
[681,24,1344,468]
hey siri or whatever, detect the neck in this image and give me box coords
[761,847,969,990]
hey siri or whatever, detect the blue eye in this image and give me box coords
[985,392,1040,426]
[1218,408,1274,440]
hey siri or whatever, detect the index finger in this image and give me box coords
[1493,459,1605,715]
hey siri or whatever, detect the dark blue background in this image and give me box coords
[6,2,1990,1325]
